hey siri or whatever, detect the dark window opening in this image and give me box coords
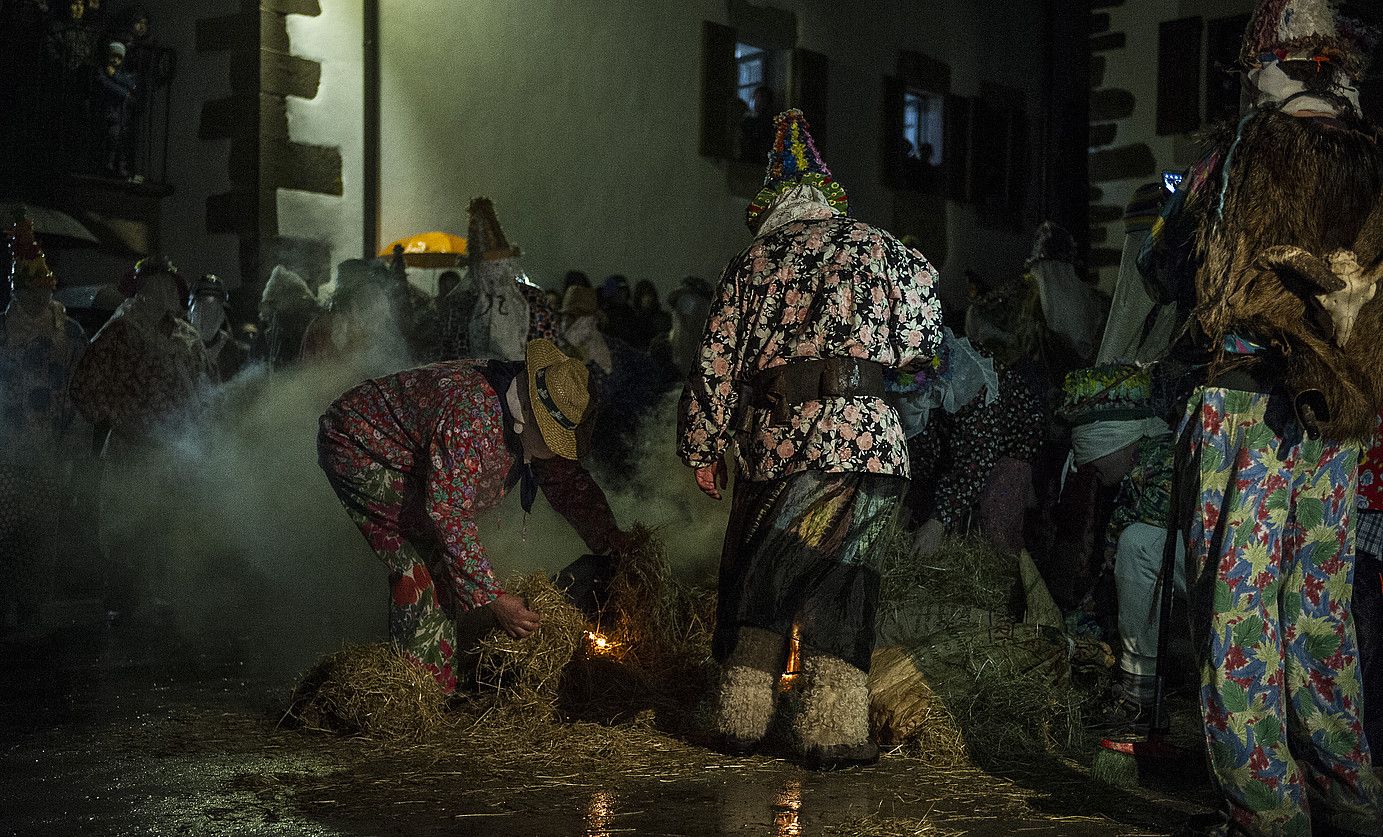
[903,89,944,167]
[735,41,789,164]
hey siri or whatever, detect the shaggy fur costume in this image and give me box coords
[712,664,777,744]
[1192,109,1383,440]
[791,653,872,752]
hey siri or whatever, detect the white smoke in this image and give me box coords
[108,313,725,684]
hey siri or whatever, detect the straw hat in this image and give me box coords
[526,339,592,460]
[560,285,599,318]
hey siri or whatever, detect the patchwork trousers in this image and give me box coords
[1179,387,1381,836]
[320,455,459,695]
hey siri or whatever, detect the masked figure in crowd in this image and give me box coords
[658,276,714,379]
[463,198,558,362]
[679,110,942,769]
[0,212,87,631]
[900,328,1041,558]
[318,340,628,693]
[70,255,210,617]
[1143,1,1383,831]
[557,284,668,483]
[258,265,320,369]
[301,259,400,363]
[187,274,247,383]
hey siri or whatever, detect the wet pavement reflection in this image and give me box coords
[0,603,1206,836]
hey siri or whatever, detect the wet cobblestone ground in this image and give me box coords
[0,602,1212,836]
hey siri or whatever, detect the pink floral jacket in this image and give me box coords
[679,207,942,482]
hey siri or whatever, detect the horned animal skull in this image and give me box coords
[1260,245,1383,347]
[1317,250,1379,347]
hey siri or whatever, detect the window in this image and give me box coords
[733,41,788,163]
[902,90,944,166]
[737,44,765,110]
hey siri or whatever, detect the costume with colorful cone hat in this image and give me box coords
[683,105,942,770]
[1130,0,1383,830]
[6,209,57,291]
[1241,0,1376,80]
[745,109,848,232]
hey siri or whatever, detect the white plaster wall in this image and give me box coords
[281,0,365,273]
[130,2,239,285]
[280,0,1048,300]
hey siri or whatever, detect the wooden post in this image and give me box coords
[362,0,381,259]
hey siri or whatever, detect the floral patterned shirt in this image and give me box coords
[70,297,210,440]
[322,362,620,607]
[909,364,1043,531]
[679,206,942,482]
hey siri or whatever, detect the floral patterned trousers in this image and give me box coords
[320,459,459,695]
[1179,387,1382,836]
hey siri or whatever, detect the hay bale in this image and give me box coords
[286,643,446,740]
[472,573,586,716]
[916,622,1090,759]
[602,523,679,666]
[868,645,968,765]
[878,534,1021,617]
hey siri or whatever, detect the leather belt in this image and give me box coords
[736,357,886,428]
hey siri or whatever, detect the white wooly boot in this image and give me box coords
[712,664,777,754]
[711,627,784,755]
[791,653,878,770]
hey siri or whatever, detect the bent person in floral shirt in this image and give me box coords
[679,110,942,769]
[319,340,626,694]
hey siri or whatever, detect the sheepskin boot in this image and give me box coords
[791,652,878,770]
[711,627,785,755]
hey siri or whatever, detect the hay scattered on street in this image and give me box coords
[284,643,446,740]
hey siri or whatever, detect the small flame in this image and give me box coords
[583,630,617,656]
[778,623,803,692]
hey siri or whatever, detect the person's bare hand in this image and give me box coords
[910,518,946,559]
[695,459,728,500]
[490,593,541,639]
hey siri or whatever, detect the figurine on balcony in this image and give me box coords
[91,40,134,178]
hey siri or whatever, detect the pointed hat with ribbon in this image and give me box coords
[745,109,848,232]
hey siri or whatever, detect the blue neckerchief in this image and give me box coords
[483,360,539,514]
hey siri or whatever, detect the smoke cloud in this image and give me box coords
[102,318,726,685]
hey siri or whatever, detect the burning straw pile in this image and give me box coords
[470,572,588,717]
[870,534,1095,765]
[287,524,716,740]
[559,524,717,721]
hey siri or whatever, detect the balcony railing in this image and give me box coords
[0,6,176,192]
